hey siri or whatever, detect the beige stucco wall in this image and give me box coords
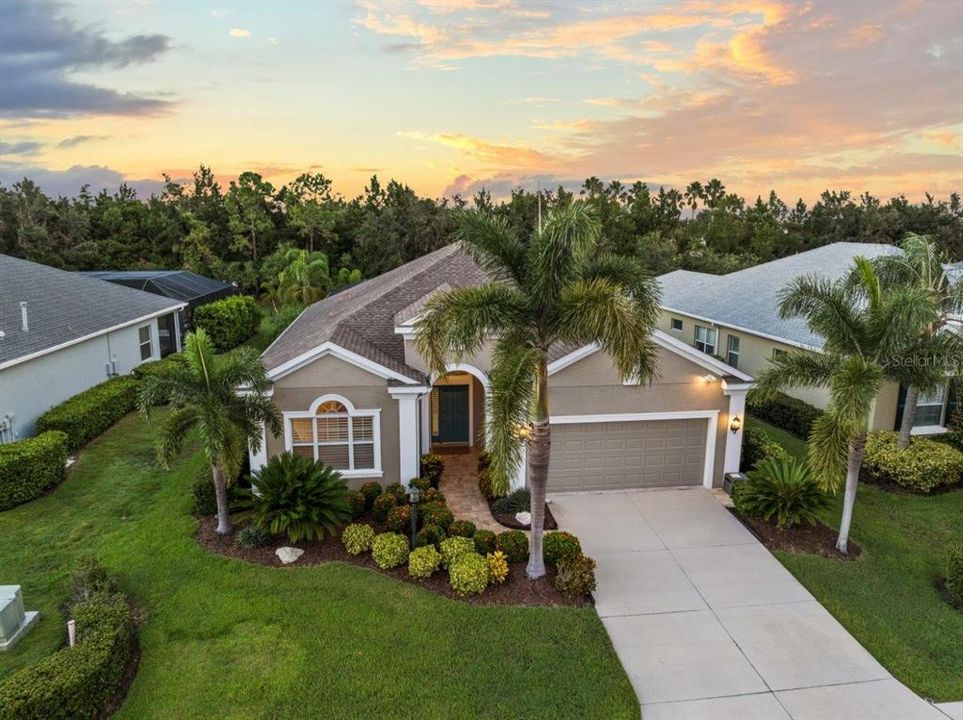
[870,379,900,431]
[548,346,734,487]
[266,354,401,488]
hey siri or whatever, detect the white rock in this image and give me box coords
[515,511,531,526]
[275,546,304,564]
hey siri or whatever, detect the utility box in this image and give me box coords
[0,585,39,651]
[723,472,749,496]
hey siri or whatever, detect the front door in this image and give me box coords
[435,385,470,443]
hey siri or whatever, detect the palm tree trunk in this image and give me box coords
[526,357,551,580]
[212,463,232,535]
[835,432,867,554]
[897,386,918,449]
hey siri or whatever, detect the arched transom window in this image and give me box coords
[288,396,380,474]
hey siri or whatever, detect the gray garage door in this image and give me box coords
[549,418,708,491]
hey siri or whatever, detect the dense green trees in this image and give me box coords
[0,170,959,293]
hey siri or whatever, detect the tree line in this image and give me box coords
[1,167,960,293]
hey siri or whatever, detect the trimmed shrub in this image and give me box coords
[422,503,454,530]
[487,550,509,584]
[733,457,828,528]
[414,524,446,549]
[492,488,530,515]
[740,426,791,471]
[346,490,367,520]
[0,431,68,511]
[543,531,582,565]
[341,523,375,556]
[497,530,529,563]
[191,466,240,516]
[384,482,408,505]
[235,525,271,549]
[421,488,445,505]
[449,553,490,596]
[409,476,431,493]
[473,529,496,555]
[192,294,260,352]
[448,519,476,538]
[372,532,410,569]
[386,505,412,534]
[407,545,441,580]
[946,544,963,606]
[242,453,351,542]
[420,453,444,486]
[131,353,186,404]
[555,555,597,597]
[862,431,963,493]
[439,536,476,569]
[36,376,140,452]
[477,450,491,470]
[0,562,135,720]
[747,391,822,439]
[372,492,398,522]
[359,481,382,509]
[478,468,502,500]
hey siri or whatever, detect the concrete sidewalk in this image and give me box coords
[550,488,952,720]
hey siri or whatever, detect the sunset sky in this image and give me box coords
[0,0,960,202]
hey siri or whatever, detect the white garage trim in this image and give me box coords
[550,410,719,489]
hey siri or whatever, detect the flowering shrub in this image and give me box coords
[863,431,963,493]
[422,503,454,529]
[372,492,398,522]
[448,520,476,538]
[415,524,446,549]
[359,481,382,509]
[408,545,441,580]
[439,536,476,569]
[371,532,410,569]
[346,490,367,520]
[487,551,509,584]
[386,505,411,534]
[449,553,490,596]
[341,523,375,556]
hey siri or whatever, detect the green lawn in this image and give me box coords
[745,416,808,462]
[0,412,638,719]
[747,414,963,701]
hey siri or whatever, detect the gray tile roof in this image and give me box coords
[262,243,583,380]
[0,254,184,367]
[658,242,902,349]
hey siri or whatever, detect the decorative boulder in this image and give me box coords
[515,511,532,526]
[275,547,304,565]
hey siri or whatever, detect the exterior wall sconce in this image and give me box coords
[730,415,742,434]
[703,373,717,384]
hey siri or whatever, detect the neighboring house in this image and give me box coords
[253,244,752,492]
[80,269,236,354]
[0,255,185,442]
[657,242,959,435]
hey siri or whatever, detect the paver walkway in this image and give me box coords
[437,448,503,532]
[551,487,952,720]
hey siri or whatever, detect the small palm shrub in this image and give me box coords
[359,481,382,509]
[449,553,490,596]
[420,453,444,486]
[862,431,963,493]
[386,505,412,534]
[543,531,582,565]
[235,525,271,549]
[243,453,351,542]
[371,532,410,569]
[555,555,597,597]
[415,523,446,549]
[372,492,398,522]
[496,530,528,563]
[384,482,408,504]
[448,520,476,538]
[346,490,367,520]
[734,457,828,529]
[408,545,441,580]
[342,523,375,556]
[487,551,509,584]
[492,488,531,515]
[947,543,963,606]
[439,536,476,569]
[473,529,496,554]
[422,503,454,529]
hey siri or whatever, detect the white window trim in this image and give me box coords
[137,323,155,362]
[670,318,684,332]
[282,394,383,478]
[726,334,740,368]
[694,325,718,356]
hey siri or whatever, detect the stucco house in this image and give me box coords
[0,255,185,442]
[657,241,960,435]
[253,243,752,492]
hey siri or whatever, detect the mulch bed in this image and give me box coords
[730,509,862,560]
[491,502,558,531]
[197,516,586,607]
[101,622,141,720]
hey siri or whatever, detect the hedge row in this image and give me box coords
[35,377,140,453]
[0,431,69,511]
[862,431,963,493]
[747,391,822,439]
[193,295,260,352]
[740,426,790,471]
[0,565,136,720]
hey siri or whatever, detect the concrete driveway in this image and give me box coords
[550,488,951,720]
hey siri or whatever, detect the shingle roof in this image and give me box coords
[0,254,184,367]
[658,242,902,349]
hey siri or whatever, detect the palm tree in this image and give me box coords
[278,248,330,305]
[868,234,963,448]
[138,329,281,535]
[754,259,942,552]
[415,203,661,578]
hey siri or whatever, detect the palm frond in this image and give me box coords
[752,350,837,401]
[485,339,539,497]
[156,405,199,468]
[807,411,853,492]
[872,285,939,359]
[778,276,866,355]
[826,354,882,425]
[528,202,600,306]
[455,212,528,286]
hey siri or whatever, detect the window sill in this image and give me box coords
[910,425,946,436]
[338,469,384,478]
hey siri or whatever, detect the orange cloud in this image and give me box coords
[396,131,554,169]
